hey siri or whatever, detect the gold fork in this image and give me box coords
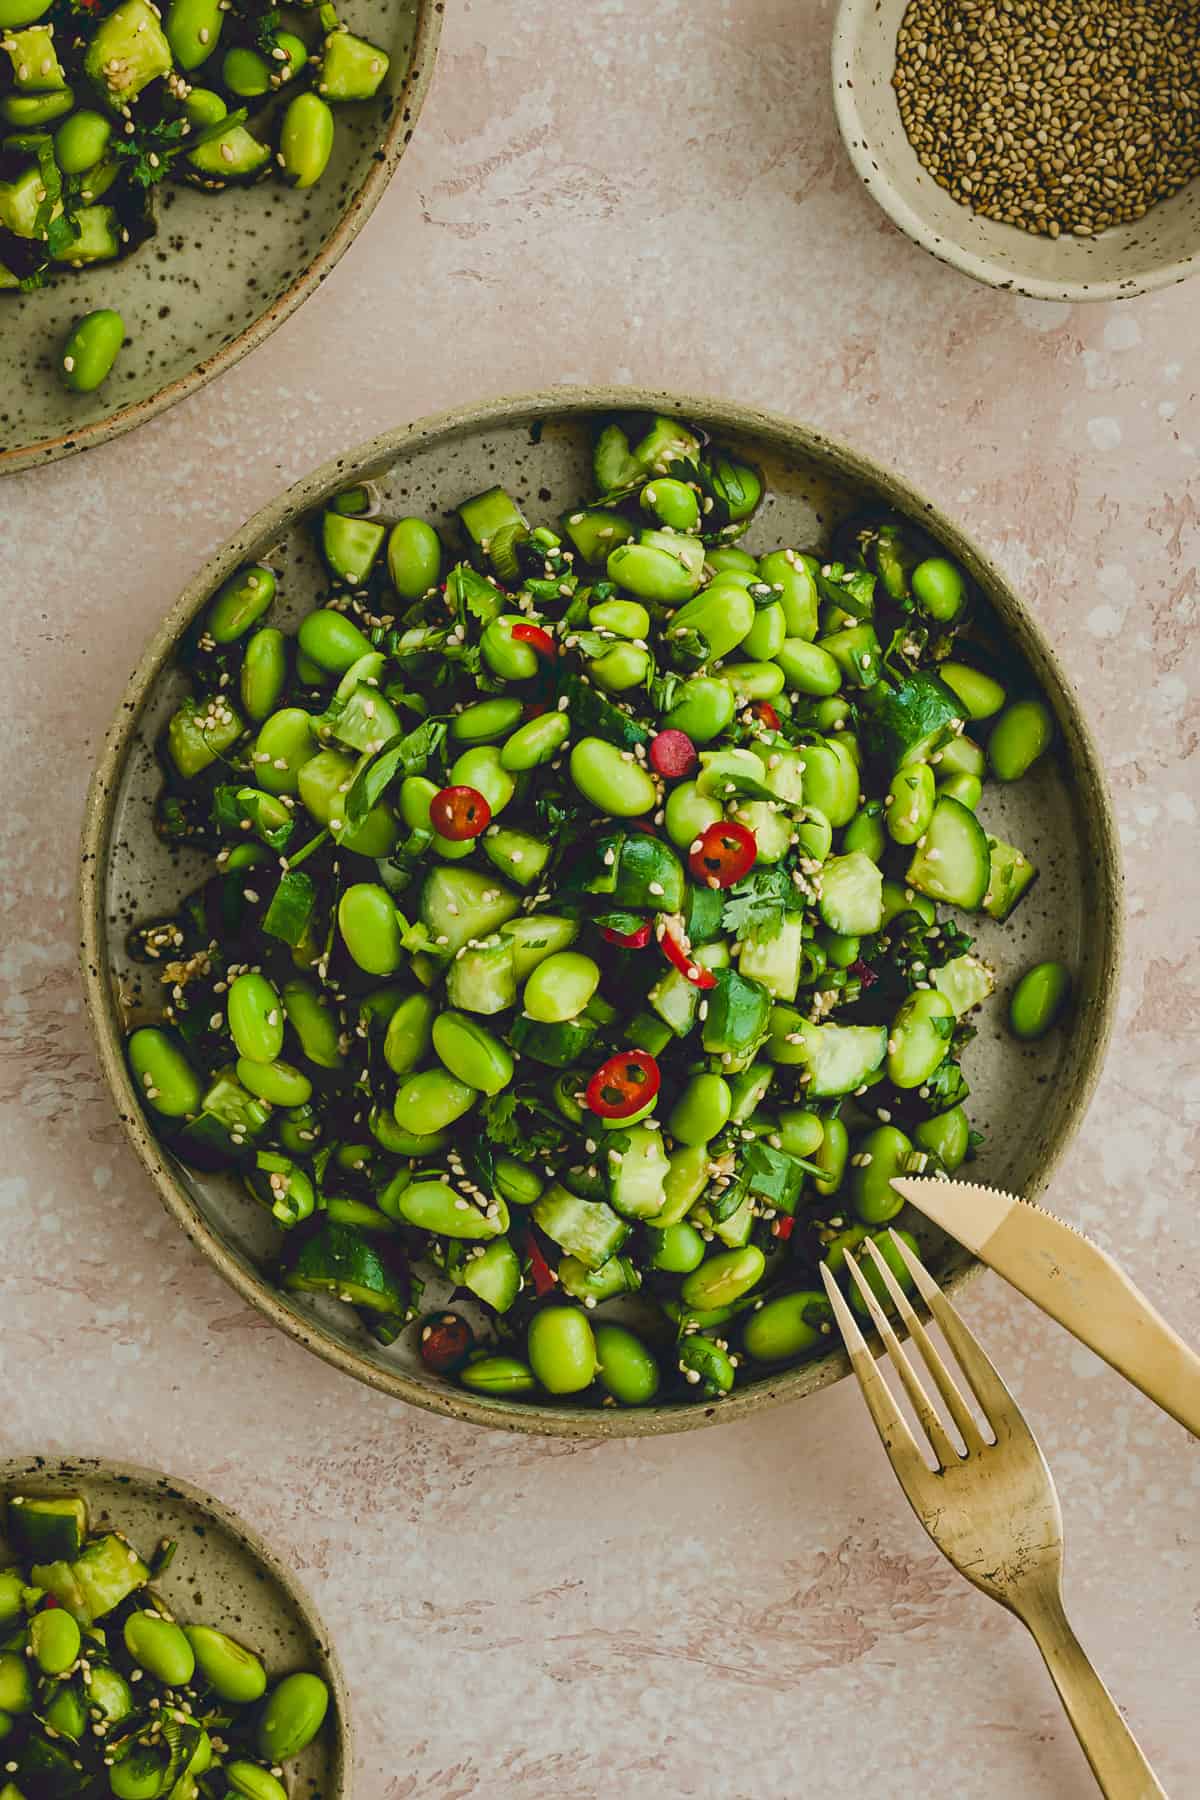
[820,1233,1167,1800]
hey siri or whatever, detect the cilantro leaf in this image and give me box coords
[721,866,805,941]
[814,562,876,620]
[343,718,446,825]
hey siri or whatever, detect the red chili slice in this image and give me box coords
[584,1049,661,1120]
[418,1311,475,1373]
[523,701,549,718]
[849,957,878,991]
[603,921,653,948]
[658,919,717,989]
[429,784,492,841]
[772,1215,796,1241]
[746,700,780,730]
[512,623,557,658]
[687,820,757,889]
[649,729,698,779]
[524,1231,558,1298]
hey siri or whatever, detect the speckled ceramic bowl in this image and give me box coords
[833,0,1199,301]
[80,387,1122,1438]
[0,1455,350,1796]
[0,0,442,477]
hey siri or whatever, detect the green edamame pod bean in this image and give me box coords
[184,1626,267,1704]
[812,1114,848,1196]
[124,1612,196,1686]
[819,1222,870,1274]
[989,699,1053,781]
[913,1104,969,1171]
[450,745,515,815]
[165,0,222,68]
[707,545,757,575]
[527,1307,597,1394]
[256,1671,329,1761]
[667,1073,731,1145]
[608,540,702,603]
[89,1665,133,1723]
[681,1245,765,1310]
[911,556,966,621]
[885,761,936,846]
[523,951,599,1023]
[776,638,841,696]
[821,929,859,969]
[0,0,51,24]
[184,85,226,125]
[60,307,123,393]
[280,92,334,189]
[297,607,372,674]
[1009,961,1070,1040]
[742,1290,831,1362]
[0,1652,32,1715]
[646,1220,706,1273]
[252,707,316,794]
[459,1354,536,1395]
[777,1108,824,1158]
[387,517,442,599]
[664,780,722,849]
[848,1126,913,1224]
[128,1027,202,1118]
[227,972,284,1063]
[382,991,436,1075]
[236,1056,312,1107]
[938,772,982,810]
[939,660,1005,720]
[667,582,754,660]
[741,601,786,662]
[54,108,110,173]
[432,1011,514,1095]
[591,643,651,692]
[30,1607,81,1675]
[843,801,887,861]
[569,737,658,815]
[338,884,403,975]
[481,616,541,681]
[493,1155,543,1207]
[499,710,569,771]
[663,676,736,743]
[588,598,650,640]
[886,989,954,1089]
[223,44,271,95]
[724,660,785,700]
[281,979,343,1069]
[450,697,523,744]
[759,550,818,639]
[935,732,985,779]
[240,627,287,721]
[640,477,699,532]
[594,1323,660,1405]
[848,1228,920,1317]
[207,564,275,643]
[678,1335,735,1397]
[225,1763,286,1800]
[393,1069,476,1133]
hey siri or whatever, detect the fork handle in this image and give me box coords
[1021,1585,1167,1799]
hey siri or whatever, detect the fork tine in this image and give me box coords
[818,1263,929,1481]
[842,1251,960,1471]
[860,1237,987,1455]
[887,1229,1018,1437]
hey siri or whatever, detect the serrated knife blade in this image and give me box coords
[892,1177,1200,1439]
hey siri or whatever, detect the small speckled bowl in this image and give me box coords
[0,1454,350,1796]
[0,0,442,477]
[80,387,1122,1439]
[833,0,1200,301]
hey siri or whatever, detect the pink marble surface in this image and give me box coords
[2,0,1199,1793]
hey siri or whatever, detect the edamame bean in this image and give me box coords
[678,1335,735,1397]
[54,107,110,173]
[481,616,541,681]
[848,1126,913,1224]
[459,1354,536,1395]
[184,85,226,125]
[253,707,316,794]
[569,737,657,815]
[124,1612,196,1687]
[680,1245,765,1309]
[0,1572,23,1622]
[227,973,284,1063]
[30,1607,81,1676]
[777,1108,824,1158]
[885,761,935,846]
[939,660,1005,720]
[338,884,403,975]
[819,1222,870,1274]
[664,676,736,743]
[387,517,441,599]
[207,564,275,644]
[589,598,650,639]
[725,660,785,700]
[664,780,723,849]
[296,607,372,674]
[591,643,651,692]
[911,556,965,621]
[279,92,334,189]
[499,710,569,770]
[450,745,515,815]
[989,699,1053,781]
[914,1104,969,1171]
[184,1626,267,1704]
[1009,961,1070,1039]
[776,638,841,696]
[591,1322,659,1404]
[225,1763,287,1800]
[758,550,818,639]
[848,1228,919,1317]
[236,1056,312,1107]
[379,991,434,1076]
[281,979,343,1069]
[240,627,287,721]
[523,951,600,1023]
[742,601,786,662]
[128,1027,202,1118]
[707,545,757,576]
[432,1011,514,1094]
[608,540,702,603]
[223,44,271,95]
[60,308,123,393]
[646,1220,706,1273]
[667,582,754,660]
[812,1114,849,1196]
[255,1671,329,1761]
[938,772,982,810]
[527,1307,597,1394]
[843,802,887,861]
[640,477,699,532]
[742,1290,831,1362]
[667,1073,731,1145]
[165,0,222,68]
[393,1070,476,1133]
[886,989,954,1089]
[0,1653,32,1715]
[450,697,523,744]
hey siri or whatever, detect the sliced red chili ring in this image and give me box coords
[771,1215,796,1241]
[687,820,757,889]
[746,700,780,730]
[602,921,653,948]
[524,1230,558,1298]
[658,919,717,989]
[429,784,492,841]
[511,623,557,658]
[584,1049,661,1120]
[648,728,698,779]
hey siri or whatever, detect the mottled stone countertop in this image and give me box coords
[1,0,1197,1794]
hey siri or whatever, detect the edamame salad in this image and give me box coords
[127,412,1056,1410]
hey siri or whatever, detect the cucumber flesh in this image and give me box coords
[608,1125,670,1219]
[905,797,990,910]
[788,1019,887,1097]
[818,851,883,935]
[932,953,995,1016]
[737,916,805,1000]
[533,1185,629,1270]
[982,836,1037,921]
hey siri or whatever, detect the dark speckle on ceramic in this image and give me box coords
[0,1454,351,1798]
[78,388,1122,1440]
[0,0,442,477]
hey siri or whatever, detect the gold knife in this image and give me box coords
[891,1177,1200,1440]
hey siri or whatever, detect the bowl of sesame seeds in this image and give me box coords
[833,0,1200,301]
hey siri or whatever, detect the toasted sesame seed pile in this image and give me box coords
[893,0,1200,239]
